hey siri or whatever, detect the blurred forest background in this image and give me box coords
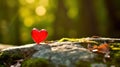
[0,0,120,45]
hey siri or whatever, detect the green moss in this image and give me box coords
[75,61,91,67]
[110,43,120,50]
[57,64,67,67]
[22,58,55,67]
[104,49,120,66]
[0,64,5,67]
[110,51,120,67]
[0,52,23,66]
[59,38,98,44]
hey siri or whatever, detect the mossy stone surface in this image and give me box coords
[0,38,120,67]
[22,58,55,67]
[0,51,23,67]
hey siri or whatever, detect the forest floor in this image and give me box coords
[0,37,120,67]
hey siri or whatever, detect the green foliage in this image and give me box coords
[22,58,55,67]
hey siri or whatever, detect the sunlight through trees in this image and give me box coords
[0,0,120,45]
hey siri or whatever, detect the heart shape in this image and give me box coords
[31,28,48,44]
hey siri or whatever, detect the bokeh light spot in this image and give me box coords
[67,8,78,19]
[35,6,46,16]
[39,0,49,7]
[24,17,34,27]
[25,0,34,4]
[19,7,30,17]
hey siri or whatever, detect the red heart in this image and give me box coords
[31,28,48,44]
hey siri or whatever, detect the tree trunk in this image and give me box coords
[0,1,21,45]
[105,0,120,37]
[77,0,99,37]
[52,0,73,39]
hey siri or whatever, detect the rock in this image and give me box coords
[0,43,51,58]
[32,42,95,67]
[0,43,50,67]
[0,44,15,50]
[0,42,108,67]
[0,44,37,58]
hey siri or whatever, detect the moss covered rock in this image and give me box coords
[0,37,120,67]
[22,58,54,67]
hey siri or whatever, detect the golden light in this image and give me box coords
[39,0,49,7]
[67,8,78,19]
[24,17,34,27]
[35,6,46,16]
[21,32,29,42]
[25,0,34,4]
[19,7,30,18]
